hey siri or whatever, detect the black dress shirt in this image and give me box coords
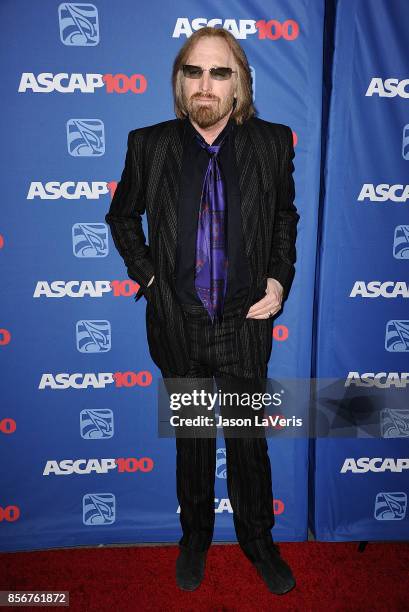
[174,117,251,305]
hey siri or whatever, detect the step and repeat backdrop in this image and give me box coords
[313,0,409,540]
[1,0,322,552]
[2,0,407,553]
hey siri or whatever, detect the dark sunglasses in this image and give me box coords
[182,64,237,81]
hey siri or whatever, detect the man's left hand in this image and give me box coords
[246,278,284,319]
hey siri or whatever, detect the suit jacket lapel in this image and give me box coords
[234,119,260,262]
[152,119,185,273]
[153,117,261,274]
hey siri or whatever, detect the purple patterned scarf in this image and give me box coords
[194,132,229,324]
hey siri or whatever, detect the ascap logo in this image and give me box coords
[403,124,409,160]
[73,225,109,259]
[358,184,409,202]
[365,78,409,98]
[27,181,113,200]
[385,320,409,353]
[38,371,152,390]
[345,372,409,388]
[172,18,299,40]
[80,409,113,439]
[33,280,140,298]
[43,457,154,476]
[18,73,147,94]
[67,119,105,157]
[381,409,409,439]
[177,497,284,514]
[83,493,115,525]
[59,3,99,47]
[393,226,409,259]
[341,458,409,473]
[374,492,407,521]
[349,281,409,298]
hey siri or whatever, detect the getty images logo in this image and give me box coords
[73,223,109,257]
[58,3,99,46]
[67,119,105,156]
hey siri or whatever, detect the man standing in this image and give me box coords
[105,27,299,595]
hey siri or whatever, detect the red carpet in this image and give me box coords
[1,542,408,611]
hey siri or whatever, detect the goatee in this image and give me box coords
[184,93,235,129]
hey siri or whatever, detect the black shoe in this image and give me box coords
[252,544,296,595]
[176,545,208,591]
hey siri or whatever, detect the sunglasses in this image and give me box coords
[182,64,237,81]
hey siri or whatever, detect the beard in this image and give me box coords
[183,90,235,128]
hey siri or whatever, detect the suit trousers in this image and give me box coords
[160,294,276,563]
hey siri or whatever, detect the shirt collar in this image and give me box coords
[186,115,235,147]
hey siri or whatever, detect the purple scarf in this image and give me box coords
[194,132,228,324]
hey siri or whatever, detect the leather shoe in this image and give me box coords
[252,544,296,595]
[176,545,208,591]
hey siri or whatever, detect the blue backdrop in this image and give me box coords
[1,0,407,553]
[312,0,409,540]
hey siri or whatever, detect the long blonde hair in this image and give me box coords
[172,27,255,125]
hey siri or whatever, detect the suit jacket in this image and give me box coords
[105,116,299,375]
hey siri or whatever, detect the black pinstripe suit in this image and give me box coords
[105,116,298,561]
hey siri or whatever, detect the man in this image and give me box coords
[105,27,299,595]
